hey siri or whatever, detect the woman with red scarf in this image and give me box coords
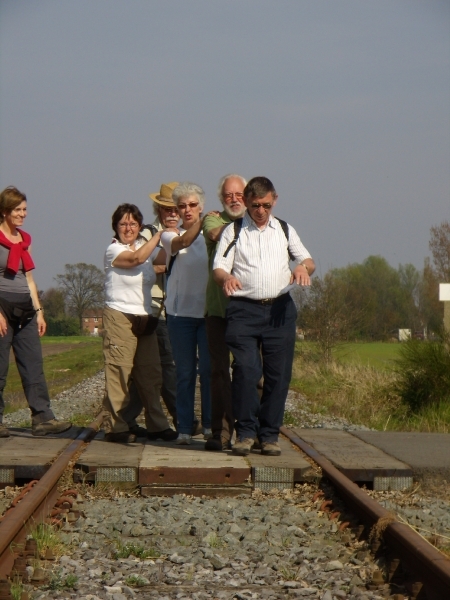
[0,186,71,438]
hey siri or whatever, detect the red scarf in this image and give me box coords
[0,229,35,274]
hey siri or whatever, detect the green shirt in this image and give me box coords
[203,211,232,318]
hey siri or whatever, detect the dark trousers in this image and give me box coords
[225,294,296,443]
[0,314,54,425]
[205,315,234,443]
[125,318,177,428]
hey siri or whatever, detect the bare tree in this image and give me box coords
[55,263,104,332]
[429,220,450,282]
[300,273,367,364]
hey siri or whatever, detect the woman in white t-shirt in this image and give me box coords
[161,183,211,444]
[103,203,176,443]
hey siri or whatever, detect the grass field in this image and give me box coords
[4,336,103,414]
[333,342,401,370]
[291,340,449,433]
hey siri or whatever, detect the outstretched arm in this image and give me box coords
[112,231,162,268]
[291,258,316,286]
[213,268,243,297]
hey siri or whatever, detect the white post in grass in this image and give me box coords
[439,284,450,334]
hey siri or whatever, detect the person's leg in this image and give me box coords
[155,320,177,424]
[259,296,297,443]
[0,318,14,426]
[102,307,136,434]
[205,315,233,443]
[167,315,197,435]
[132,332,170,433]
[12,316,54,425]
[196,318,211,431]
[225,300,263,441]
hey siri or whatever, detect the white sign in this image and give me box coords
[439,284,450,301]
[399,329,411,342]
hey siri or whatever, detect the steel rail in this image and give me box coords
[280,426,450,600]
[0,413,104,577]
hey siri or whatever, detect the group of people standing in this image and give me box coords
[102,175,315,457]
[0,177,314,458]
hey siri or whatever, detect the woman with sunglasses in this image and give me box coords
[102,203,176,443]
[161,183,211,444]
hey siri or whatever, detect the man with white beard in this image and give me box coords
[202,174,247,451]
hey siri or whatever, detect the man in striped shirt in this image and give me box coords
[213,176,315,456]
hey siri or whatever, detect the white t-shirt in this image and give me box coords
[161,229,208,318]
[104,238,158,315]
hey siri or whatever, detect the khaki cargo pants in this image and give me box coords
[102,306,170,434]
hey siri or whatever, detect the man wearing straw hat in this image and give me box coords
[124,182,190,440]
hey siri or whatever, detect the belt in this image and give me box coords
[229,293,289,306]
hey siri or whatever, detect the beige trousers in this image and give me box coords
[102,306,170,434]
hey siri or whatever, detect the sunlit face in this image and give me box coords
[245,191,277,228]
[177,194,202,228]
[158,205,179,229]
[5,200,27,229]
[221,177,246,219]
[116,213,140,246]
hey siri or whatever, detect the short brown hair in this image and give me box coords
[243,177,277,201]
[0,186,27,223]
[111,203,143,238]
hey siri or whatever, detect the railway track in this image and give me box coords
[0,418,448,599]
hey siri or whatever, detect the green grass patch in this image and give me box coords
[4,337,103,413]
[291,341,449,432]
[112,540,160,560]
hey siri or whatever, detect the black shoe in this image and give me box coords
[147,428,178,441]
[129,426,148,437]
[0,423,10,438]
[105,431,137,444]
[204,436,224,452]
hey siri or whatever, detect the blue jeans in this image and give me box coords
[167,315,211,434]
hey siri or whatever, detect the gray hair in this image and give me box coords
[217,173,247,202]
[172,182,205,211]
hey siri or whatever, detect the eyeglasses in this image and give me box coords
[161,206,178,214]
[177,202,199,210]
[223,192,244,201]
[250,203,273,210]
[118,222,139,229]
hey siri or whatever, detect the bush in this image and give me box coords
[46,316,80,336]
[394,332,450,412]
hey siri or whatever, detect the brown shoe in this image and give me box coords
[261,441,281,456]
[32,419,72,437]
[232,438,255,456]
[105,431,137,444]
[0,423,10,438]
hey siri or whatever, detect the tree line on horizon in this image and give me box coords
[40,221,450,339]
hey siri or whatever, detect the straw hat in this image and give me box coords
[149,182,179,207]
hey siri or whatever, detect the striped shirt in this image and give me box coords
[213,213,311,300]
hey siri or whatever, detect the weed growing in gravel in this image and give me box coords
[278,565,298,580]
[70,413,96,427]
[30,522,67,558]
[283,410,299,426]
[112,540,160,559]
[10,579,24,600]
[47,570,78,590]
[206,533,224,548]
[125,574,148,587]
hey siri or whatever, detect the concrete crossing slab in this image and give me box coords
[351,431,450,481]
[291,428,413,489]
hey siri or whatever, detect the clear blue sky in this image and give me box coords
[1,0,449,289]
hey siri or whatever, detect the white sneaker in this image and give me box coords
[176,433,192,445]
[203,428,212,440]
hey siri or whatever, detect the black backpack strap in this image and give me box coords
[223,218,243,257]
[166,254,177,278]
[275,217,295,261]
